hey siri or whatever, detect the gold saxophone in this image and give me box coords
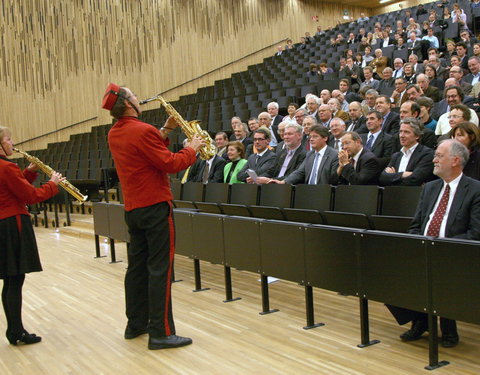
[13,148,88,204]
[140,95,216,160]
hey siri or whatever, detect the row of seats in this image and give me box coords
[91,201,480,370]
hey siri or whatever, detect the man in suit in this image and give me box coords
[379,118,435,186]
[361,110,394,169]
[267,101,284,128]
[388,139,480,348]
[415,74,440,103]
[317,104,333,128]
[463,56,480,86]
[360,67,380,91]
[408,54,424,74]
[346,102,368,134]
[392,58,405,79]
[398,100,437,151]
[391,77,409,108]
[336,131,381,185]
[375,95,400,135]
[277,125,339,185]
[407,31,423,60]
[237,127,277,183]
[258,112,280,147]
[233,122,253,151]
[370,49,389,79]
[187,153,227,183]
[328,117,347,151]
[377,67,395,96]
[449,67,473,96]
[229,116,242,140]
[255,123,306,183]
[306,95,321,122]
[327,98,349,122]
[214,131,229,159]
[456,42,470,71]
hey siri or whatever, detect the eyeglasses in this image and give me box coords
[448,114,463,119]
[254,138,267,141]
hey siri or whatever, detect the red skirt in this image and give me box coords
[0,215,42,279]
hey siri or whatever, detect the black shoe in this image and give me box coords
[124,326,148,339]
[148,335,192,350]
[6,330,42,345]
[400,320,428,341]
[441,334,459,348]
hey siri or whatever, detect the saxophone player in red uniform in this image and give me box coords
[103,83,205,350]
[0,126,63,345]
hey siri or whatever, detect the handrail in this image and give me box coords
[16,116,98,146]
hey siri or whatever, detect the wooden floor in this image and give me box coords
[1,226,479,375]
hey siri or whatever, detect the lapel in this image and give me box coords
[406,144,421,170]
[305,150,316,181]
[424,180,443,222]
[446,175,468,231]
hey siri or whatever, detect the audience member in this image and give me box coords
[380,117,435,186]
[223,141,247,184]
[416,96,437,131]
[361,110,394,168]
[375,95,400,135]
[278,125,339,185]
[451,121,480,179]
[346,101,368,133]
[328,117,347,150]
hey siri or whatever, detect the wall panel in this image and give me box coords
[0,0,369,151]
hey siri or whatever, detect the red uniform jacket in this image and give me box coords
[0,157,59,220]
[108,116,196,211]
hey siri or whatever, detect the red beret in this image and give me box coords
[102,83,122,110]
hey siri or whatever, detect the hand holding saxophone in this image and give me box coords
[188,135,207,153]
[49,171,66,185]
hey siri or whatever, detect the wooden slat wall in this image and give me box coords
[0,0,369,151]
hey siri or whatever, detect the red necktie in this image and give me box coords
[426,184,450,237]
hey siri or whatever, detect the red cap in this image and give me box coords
[102,83,121,110]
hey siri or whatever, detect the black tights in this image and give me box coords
[2,275,25,335]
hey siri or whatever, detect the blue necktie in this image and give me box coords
[308,153,321,185]
[365,134,374,150]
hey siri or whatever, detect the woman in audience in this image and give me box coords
[223,141,247,184]
[307,63,319,76]
[318,62,333,75]
[285,39,294,50]
[284,103,299,125]
[354,52,363,68]
[424,64,445,90]
[442,7,451,20]
[417,96,437,131]
[402,63,416,83]
[450,122,480,180]
[0,126,63,346]
[473,43,480,57]
[366,32,377,47]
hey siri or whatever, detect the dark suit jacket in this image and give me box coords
[337,148,381,185]
[241,137,253,150]
[423,86,441,103]
[381,111,400,135]
[187,155,227,183]
[237,149,277,182]
[378,78,395,96]
[284,146,339,185]
[379,143,435,186]
[346,116,368,134]
[409,174,480,240]
[462,73,478,85]
[266,146,306,179]
[361,131,394,169]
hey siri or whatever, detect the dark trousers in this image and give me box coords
[386,305,457,336]
[2,274,26,336]
[125,202,176,337]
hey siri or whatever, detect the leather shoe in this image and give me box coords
[400,320,428,341]
[124,326,148,339]
[441,334,459,348]
[148,335,192,350]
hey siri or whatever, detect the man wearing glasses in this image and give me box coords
[237,127,276,183]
